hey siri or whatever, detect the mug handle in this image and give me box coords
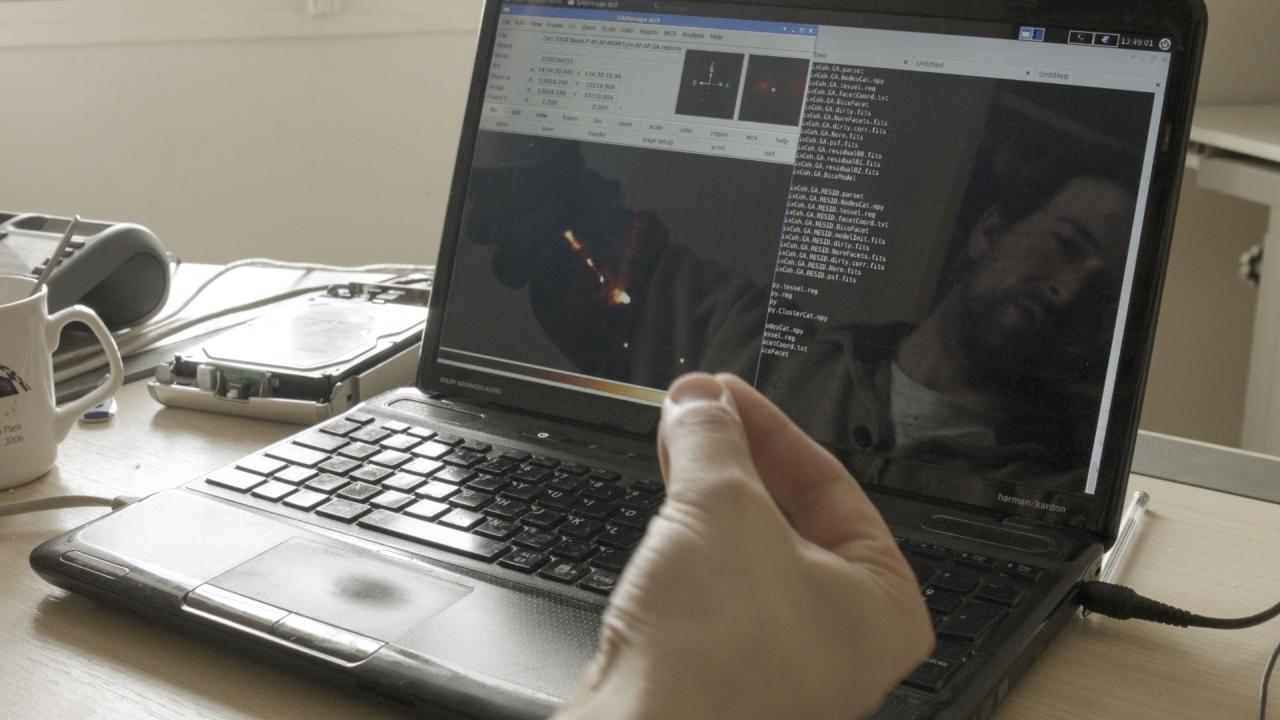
[45,305,125,442]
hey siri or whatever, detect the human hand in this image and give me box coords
[554,373,933,720]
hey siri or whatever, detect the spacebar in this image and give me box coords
[358,510,508,561]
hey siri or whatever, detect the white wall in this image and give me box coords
[0,0,483,266]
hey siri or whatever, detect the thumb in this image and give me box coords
[658,374,763,501]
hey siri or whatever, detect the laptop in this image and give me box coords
[31,0,1205,717]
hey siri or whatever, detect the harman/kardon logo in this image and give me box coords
[997,492,1067,514]
[439,376,503,395]
[0,364,31,398]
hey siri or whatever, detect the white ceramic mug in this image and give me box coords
[0,275,124,489]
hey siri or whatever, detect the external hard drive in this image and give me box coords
[148,281,429,424]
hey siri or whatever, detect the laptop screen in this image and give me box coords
[434,0,1176,526]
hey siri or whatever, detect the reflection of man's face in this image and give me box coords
[958,176,1132,392]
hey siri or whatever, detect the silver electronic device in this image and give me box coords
[149,281,429,424]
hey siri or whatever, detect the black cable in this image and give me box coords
[1263,636,1279,720]
[1079,582,1280,629]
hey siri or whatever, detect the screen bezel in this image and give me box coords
[417,0,1208,546]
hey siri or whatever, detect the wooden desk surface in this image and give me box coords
[3,385,1279,719]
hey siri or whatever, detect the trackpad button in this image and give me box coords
[209,538,472,641]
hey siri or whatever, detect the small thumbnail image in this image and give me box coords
[737,55,810,126]
[675,50,745,120]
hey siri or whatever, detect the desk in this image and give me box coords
[1188,103,1280,455]
[0,381,1275,719]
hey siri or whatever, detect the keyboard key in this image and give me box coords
[498,549,548,572]
[433,466,476,485]
[369,490,415,510]
[207,468,267,492]
[370,450,413,468]
[337,481,381,503]
[575,498,617,520]
[439,508,485,530]
[559,462,589,475]
[932,570,979,594]
[273,466,318,485]
[236,455,288,476]
[381,420,410,433]
[485,497,529,519]
[380,434,421,452]
[403,499,450,521]
[349,465,393,484]
[513,528,558,550]
[561,516,603,539]
[511,465,552,483]
[417,481,460,501]
[527,454,558,468]
[304,474,349,494]
[450,489,493,510]
[412,441,454,460]
[610,505,650,529]
[336,442,378,461]
[1000,562,1042,582]
[467,474,509,493]
[587,469,621,482]
[904,642,971,693]
[975,579,1026,607]
[599,524,642,549]
[908,559,938,587]
[282,489,330,511]
[550,539,594,561]
[501,481,542,502]
[406,426,437,440]
[344,411,375,425]
[433,433,464,446]
[630,478,663,495]
[250,480,296,502]
[539,489,579,511]
[923,586,964,614]
[321,419,361,437]
[381,473,427,493]
[293,432,348,453]
[401,458,445,477]
[350,426,391,444]
[539,560,588,584]
[316,499,371,523]
[523,508,565,529]
[910,541,952,560]
[937,601,1006,641]
[475,518,521,540]
[359,510,507,561]
[318,457,361,475]
[591,549,631,572]
[266,443,328,468]
[547,473,586,492]
[499,449,533,463]
[476,458,518,476]
[443,450,485,468]
[460,440,492,453]
[579,569,619,595]
[957,551,998,570]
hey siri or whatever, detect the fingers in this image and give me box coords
[657,374,766,503]
[713,374,898,559]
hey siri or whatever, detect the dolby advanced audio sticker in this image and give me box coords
[0,363,31,399]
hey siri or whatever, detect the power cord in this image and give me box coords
[0,494,138,517]
[1080,581,1280,719]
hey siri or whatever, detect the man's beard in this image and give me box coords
[955,284,1109,398]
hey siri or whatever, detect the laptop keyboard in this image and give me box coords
[895,537,1049,695]
[202,412,664,597]
[203,410,1050,703]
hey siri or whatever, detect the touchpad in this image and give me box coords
[209,538,472,641]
